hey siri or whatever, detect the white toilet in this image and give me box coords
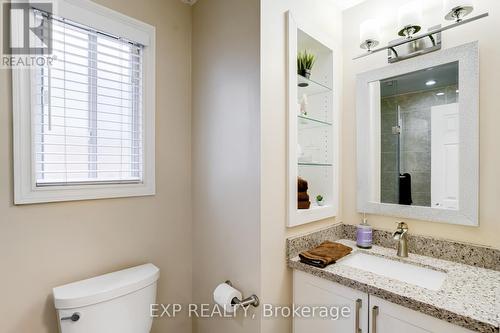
[53,263,160,333]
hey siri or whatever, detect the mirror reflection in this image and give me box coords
[378,62,459,209]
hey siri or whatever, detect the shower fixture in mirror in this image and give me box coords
[356,42,478,226]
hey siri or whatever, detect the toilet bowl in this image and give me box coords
[53,263,160,333]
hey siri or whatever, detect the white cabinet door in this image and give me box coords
[369,296,475,333]
[293,270,369,333]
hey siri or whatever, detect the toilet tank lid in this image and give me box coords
[53,263,159,309]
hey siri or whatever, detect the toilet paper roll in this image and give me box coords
[213,283,242,313]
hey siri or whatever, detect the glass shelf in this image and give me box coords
[297,204,332,212]
[297,75,332,96]
[298,115,332,129]
[298,162,333,167]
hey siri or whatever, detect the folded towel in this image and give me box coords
[298,177,308,192]
[297,200,310,209]
[299,241,352,268]
[297,192,309,201]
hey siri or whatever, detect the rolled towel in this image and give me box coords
[299,241,352,268]
[297,191,309,201]
[298,177,308,192]
[297,200,310,209]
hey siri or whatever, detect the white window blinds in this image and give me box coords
[33,9,144,186]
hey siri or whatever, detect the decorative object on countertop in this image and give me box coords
[316,194,325,206]
[297,177,311,209]
[356,213,373,249]
[297,50,315,79]
[299,241,352,268]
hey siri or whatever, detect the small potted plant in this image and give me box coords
[316,195,325,206]
[297,50,316,79]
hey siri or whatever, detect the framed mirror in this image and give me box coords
[356,42,479,226]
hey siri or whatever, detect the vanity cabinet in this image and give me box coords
[293,270,368,333]
[293,270,475,333]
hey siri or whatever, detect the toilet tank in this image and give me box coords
[53,264,160,333]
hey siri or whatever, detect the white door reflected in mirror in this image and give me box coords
[431,103,459,210]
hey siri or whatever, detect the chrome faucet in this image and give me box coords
[393,222,409,257]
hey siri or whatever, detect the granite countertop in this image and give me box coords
[289,239,500,333]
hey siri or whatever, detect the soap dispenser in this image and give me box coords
[356,213,373,249]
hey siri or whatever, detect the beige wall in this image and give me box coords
[191,0,261,332]
[260,1,343,332]
[0,1,193,332]
[342,0,500,250]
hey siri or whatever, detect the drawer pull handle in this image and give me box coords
[355,298,362,333]
[372,306,379,333]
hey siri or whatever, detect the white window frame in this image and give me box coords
[12,0,156,204]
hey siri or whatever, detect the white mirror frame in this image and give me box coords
[356,42,479,226]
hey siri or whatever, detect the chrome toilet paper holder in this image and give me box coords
[225,280,260,308]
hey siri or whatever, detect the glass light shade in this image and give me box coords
[360,19,380,44]
[444,0,474,12]
[398,1,423,29]
[444,0,474,21]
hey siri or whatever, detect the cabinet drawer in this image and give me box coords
[369,295,475,333]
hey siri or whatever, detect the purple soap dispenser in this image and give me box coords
[356,213,373,249]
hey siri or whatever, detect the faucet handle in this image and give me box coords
[395,221,408,230]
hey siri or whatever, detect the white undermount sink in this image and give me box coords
[337,252,447,291]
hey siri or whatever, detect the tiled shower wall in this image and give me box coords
[380,85,458,206]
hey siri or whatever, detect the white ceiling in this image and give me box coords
[333,0,370,10]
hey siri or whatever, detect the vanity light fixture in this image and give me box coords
[360,19,380,52]
[444,0,474,22]
[426,80,437,86]
[354,0,488,63]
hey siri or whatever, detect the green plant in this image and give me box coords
[297,50,316,74]
[316,195,323,202]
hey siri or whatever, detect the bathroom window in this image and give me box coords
[12,1,156,204]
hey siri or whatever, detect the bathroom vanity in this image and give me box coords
[294,270,474,333]
[287,39,496,333]
[288,225,500,333]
